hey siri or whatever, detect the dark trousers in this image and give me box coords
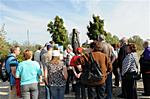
[88,84,105,99]
[105,72,112,99]
[120,76,126,97]
[112,64,120,86]
[124,77,137,99]
[75,82,86,99]
[142,73,150,95]
[65,70,74,94]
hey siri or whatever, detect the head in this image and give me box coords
[76,47,83,55]
[143,39,150,48]
[38,46,42,50]
[52,50,60,60]
[90,42,102,52]
[66,44,73,53]
[10,46,20,56]
[112,43,120,50]
[127,43,137,53]
[23,49,32,60]
[47,45,52,51]
[97,35,105,42]
[120,37,128,46]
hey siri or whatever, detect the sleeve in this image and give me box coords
[105,55,112,73]
[70,56,75,66]
[16,63,22,78]
[122,54,132,76]
[63,50,67,58]
[36,62,42,76]
[9,58,17,67]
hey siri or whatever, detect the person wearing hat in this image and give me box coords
[70,47,86,99]
[44,49,68,99]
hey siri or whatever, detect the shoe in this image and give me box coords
[142,93,150,96]
[117,94,125,98]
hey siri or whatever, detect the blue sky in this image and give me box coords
[0,0,149,45]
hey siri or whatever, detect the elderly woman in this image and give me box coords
[44,49,68,99]
[122,43,140,99]
[16,50,42,99]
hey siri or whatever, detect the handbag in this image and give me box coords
[80,52,103,86]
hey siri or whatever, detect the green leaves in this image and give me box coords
[87,14,106,40]
[47,16,69,48]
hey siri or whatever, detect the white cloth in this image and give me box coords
[34,50,41,62]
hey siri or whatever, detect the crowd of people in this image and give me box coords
[0,36,150,99]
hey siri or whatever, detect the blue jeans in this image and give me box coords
[50,86,66,99]
[21,83,38,99]
[105,72,112,99]
[45,85,51,99]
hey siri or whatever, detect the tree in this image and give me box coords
[128,35,144,50]
[87,15,107,40]
[47,16,69,48]
[105,32,119,44]
[0,24,10,58]
[71,28,80,54]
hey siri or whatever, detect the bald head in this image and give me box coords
[143,39,150,48]
[120,37,128,46]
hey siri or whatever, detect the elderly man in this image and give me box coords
[140,39,150,96]
[117,37,128,98]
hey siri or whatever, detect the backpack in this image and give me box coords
[80,53,103,86]
[1,55,16,82]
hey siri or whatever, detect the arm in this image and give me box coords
[10,59,18,77]
[62,66,68,80]
[105,56,112,74]
[44,66,48,85]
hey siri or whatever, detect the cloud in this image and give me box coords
[69,0,150,40]
[104,0,150,40]
[0,2,50,45]
[1,0,149,45]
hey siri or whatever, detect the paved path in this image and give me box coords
[0,80,150,99]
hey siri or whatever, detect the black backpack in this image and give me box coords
[1,55,16,82]
[80,53,103,86]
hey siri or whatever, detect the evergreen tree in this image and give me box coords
[47,16,69,48]
[87,15,107,40]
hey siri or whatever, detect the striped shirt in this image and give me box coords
[122,52,139,76]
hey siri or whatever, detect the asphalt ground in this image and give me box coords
[0,79,150,99]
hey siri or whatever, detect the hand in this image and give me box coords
[76,72,82,78]
[68,66,73,70]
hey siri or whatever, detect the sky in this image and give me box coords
[0,0,149,45]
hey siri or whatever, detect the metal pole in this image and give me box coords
[27,29,29,46]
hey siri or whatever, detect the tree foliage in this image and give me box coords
[0,29,10,59]
[87,15,107,40]
[105,32,119,44]
[128,35,144,50]
[47,16,69,48]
